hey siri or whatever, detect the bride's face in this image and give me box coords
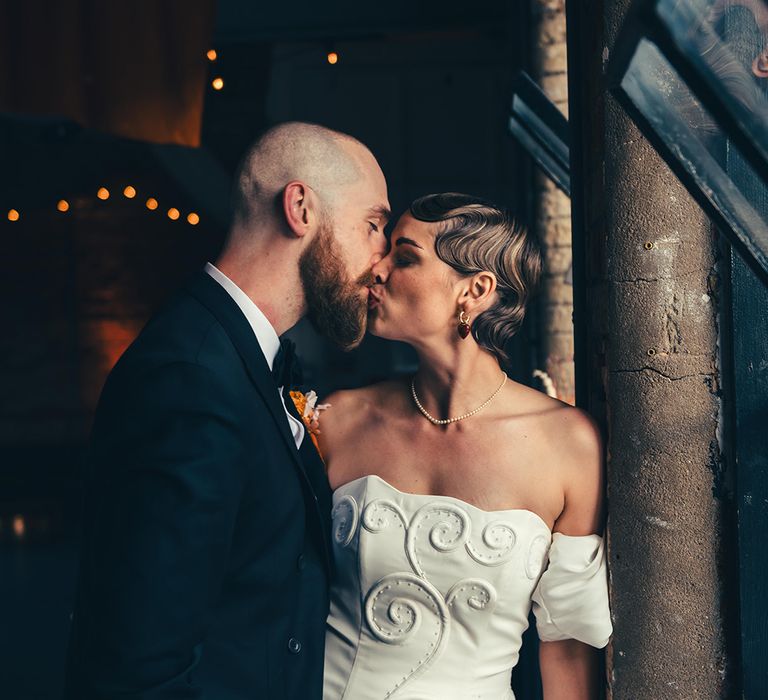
[367,212,462,344]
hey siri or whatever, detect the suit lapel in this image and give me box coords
[184,271,332,572]
[282,389,333,541]
[186,272,298,458]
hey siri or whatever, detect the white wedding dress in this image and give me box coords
[323,475,612,700]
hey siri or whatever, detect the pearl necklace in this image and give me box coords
[410,372,508,425]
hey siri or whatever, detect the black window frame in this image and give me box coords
[508,70,571,197]
[607,0,768,287]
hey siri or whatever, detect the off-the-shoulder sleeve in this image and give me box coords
[531,532,612,648]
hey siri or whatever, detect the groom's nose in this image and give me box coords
[369,251,384,268]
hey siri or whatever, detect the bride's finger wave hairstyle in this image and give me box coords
[410,193,542,365]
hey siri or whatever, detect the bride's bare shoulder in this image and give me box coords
[505,381,600,448]
[323,378,407,417]
[317,379,409,452]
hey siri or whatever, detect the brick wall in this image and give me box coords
[530,0,575,404]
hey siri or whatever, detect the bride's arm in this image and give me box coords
[540,639,600,700]
[549,408,606,535]
[539,408,608,700]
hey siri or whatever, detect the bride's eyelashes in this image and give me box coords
[394,254,416,268]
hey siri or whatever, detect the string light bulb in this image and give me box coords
[4,189,201,225]
[12,515,25,539]
[327,51,339,65]
[207,49,217,62]
[212,77,224,90]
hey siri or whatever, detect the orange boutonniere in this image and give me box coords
[289,389,331,455]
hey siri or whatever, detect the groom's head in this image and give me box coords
[226,122,390,348]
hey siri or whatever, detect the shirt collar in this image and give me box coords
[204,262,281,370]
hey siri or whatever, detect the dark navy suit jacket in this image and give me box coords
[64,271,333,699]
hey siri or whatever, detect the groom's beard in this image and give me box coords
[299,219,375,350]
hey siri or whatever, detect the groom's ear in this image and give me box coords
[282,181,319,238]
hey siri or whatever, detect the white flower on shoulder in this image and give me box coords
[289,389,331,436]
[302,390,331,432]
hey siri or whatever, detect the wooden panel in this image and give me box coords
[730,252,768,698]
[725,5,768,696]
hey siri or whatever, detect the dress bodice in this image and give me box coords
[323,475,612,700]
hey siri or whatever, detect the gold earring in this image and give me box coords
[458,310,471,339]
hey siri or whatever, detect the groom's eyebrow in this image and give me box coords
[395,237,423,249]
[367,205,391,223]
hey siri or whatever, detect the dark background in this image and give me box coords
[0,1,544,697]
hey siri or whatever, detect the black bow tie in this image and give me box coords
[272,338,303,389]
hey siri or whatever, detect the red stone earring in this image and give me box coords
[457,310,471,339]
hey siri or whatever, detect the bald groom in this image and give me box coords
[64,123,390,700]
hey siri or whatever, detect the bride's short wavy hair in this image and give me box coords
[410,193,542,365]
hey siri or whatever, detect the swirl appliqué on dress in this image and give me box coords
[466,521,517,567]
[364,572,450,698]
[406,503,470,577]
[365,572,448,645]
[446,577,498,630]
[362,498,408,534]
[331,495,359,547]
[354,498,517,697]
[405,504,518,578]
[526,533,551,580]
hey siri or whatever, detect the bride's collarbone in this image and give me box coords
[331,422,550,483]
[369,427,538,466]
[327,410,564,509]
[331,454,552,504]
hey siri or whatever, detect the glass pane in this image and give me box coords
[621,37,768,275]
[508,108,571,196]
[512,97,570,165]
[655,0,768,162]
[508,73,571,196]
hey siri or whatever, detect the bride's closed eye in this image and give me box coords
[394,254,416,267]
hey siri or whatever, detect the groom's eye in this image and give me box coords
[368,221,379,234]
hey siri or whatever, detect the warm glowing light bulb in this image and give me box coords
[327,52,339,65]
[123,186,136,199]
[146,198,159,210]
[212,77,224,90]
[57,199,70,212]
[207,49,217,62]
[187,212,200,225]
[167,207,180,220]
[97,187,110,200]
[8,209,20,221]
[12,515,25,539]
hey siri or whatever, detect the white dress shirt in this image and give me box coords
[205,262,305,449]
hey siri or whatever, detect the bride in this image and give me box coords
[317,193,612,700]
